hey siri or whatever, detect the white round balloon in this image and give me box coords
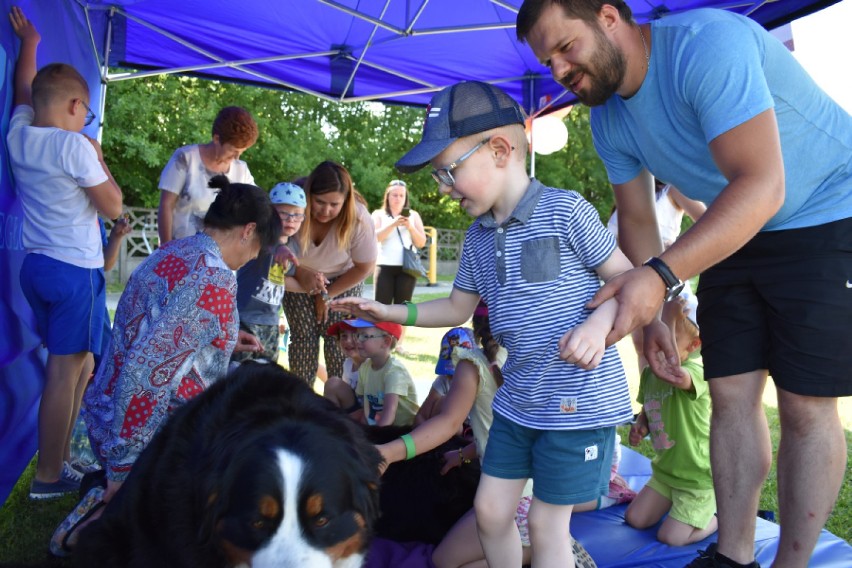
[531,115,569,155]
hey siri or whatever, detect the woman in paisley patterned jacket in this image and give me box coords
[83,175,282,502]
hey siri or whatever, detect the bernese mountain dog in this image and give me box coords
[75,362,382,568]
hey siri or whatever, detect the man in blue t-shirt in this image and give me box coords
[518,2,851,568]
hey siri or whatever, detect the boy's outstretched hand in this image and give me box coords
[328,297,389,322]
[9,6,40,43]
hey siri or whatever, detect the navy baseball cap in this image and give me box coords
[395,81,526,173]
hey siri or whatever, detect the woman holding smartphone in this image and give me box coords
[371,179,427,355]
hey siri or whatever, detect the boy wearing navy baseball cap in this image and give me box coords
[333,81,635,568]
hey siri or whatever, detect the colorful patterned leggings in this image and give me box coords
[283,282,364,387]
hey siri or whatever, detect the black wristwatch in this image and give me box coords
[643,257,684,302]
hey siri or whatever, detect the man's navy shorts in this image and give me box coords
[697,217,851,397]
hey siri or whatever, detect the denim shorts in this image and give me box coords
[481,412,614,505]
[20,254,106,355]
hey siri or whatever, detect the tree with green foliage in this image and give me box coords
[102,73,612,229]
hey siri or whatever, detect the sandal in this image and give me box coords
[572,538,598,568]
[49,485,106,557]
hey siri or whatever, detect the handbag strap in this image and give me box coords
[395,226,413,250]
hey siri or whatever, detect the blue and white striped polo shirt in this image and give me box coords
[454,180,633,430]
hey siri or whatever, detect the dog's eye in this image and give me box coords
[313,516,329,528]
[252,519,266,529]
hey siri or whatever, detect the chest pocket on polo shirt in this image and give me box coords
[520,237,560,283]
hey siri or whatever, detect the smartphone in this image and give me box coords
[401,207,410,217]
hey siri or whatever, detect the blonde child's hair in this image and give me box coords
[32,63,89,112]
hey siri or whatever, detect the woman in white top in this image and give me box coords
[158,106,258,244]
[372,180,427,354]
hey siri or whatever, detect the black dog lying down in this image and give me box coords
[369,426,480,545]
[75,363,383,568]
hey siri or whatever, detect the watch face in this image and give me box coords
[666,282,686,302]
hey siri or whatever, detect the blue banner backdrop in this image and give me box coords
[0,0,104,505]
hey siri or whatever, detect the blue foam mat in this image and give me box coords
[366,446,852,568]
[566,447,852,567]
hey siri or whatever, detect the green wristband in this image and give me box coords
[400,433,416,460]
[403,301,418,326]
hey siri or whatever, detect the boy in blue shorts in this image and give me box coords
[332,80,634,568]
[7,7,124,499]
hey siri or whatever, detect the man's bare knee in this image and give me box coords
[777,391,839,438]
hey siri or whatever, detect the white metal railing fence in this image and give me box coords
[106,208,465,284]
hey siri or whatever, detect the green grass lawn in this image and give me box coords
[2,282,849,565]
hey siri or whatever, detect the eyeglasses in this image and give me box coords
[388,179,407,188]
[278,212,306,221]
[78,99,96,126]
[356,332,388,342]
[431,138,491,187]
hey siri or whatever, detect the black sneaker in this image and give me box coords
[684,543,760,568]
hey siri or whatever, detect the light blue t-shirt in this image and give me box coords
[591,9,852,232]
[454,180,633,431]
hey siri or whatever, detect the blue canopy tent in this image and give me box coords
[0,0,842,507]
[84,0,839,113]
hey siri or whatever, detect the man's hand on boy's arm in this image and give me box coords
[590,248,684,383]
[10,6,39,108]
[629,410,649,446]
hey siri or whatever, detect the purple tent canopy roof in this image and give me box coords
[81,0,839,113]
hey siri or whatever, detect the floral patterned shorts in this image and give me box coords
[515,495,532,546]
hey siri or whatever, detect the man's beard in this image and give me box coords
[558,26,627,107]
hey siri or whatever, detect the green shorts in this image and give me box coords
[646,474,716,529]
